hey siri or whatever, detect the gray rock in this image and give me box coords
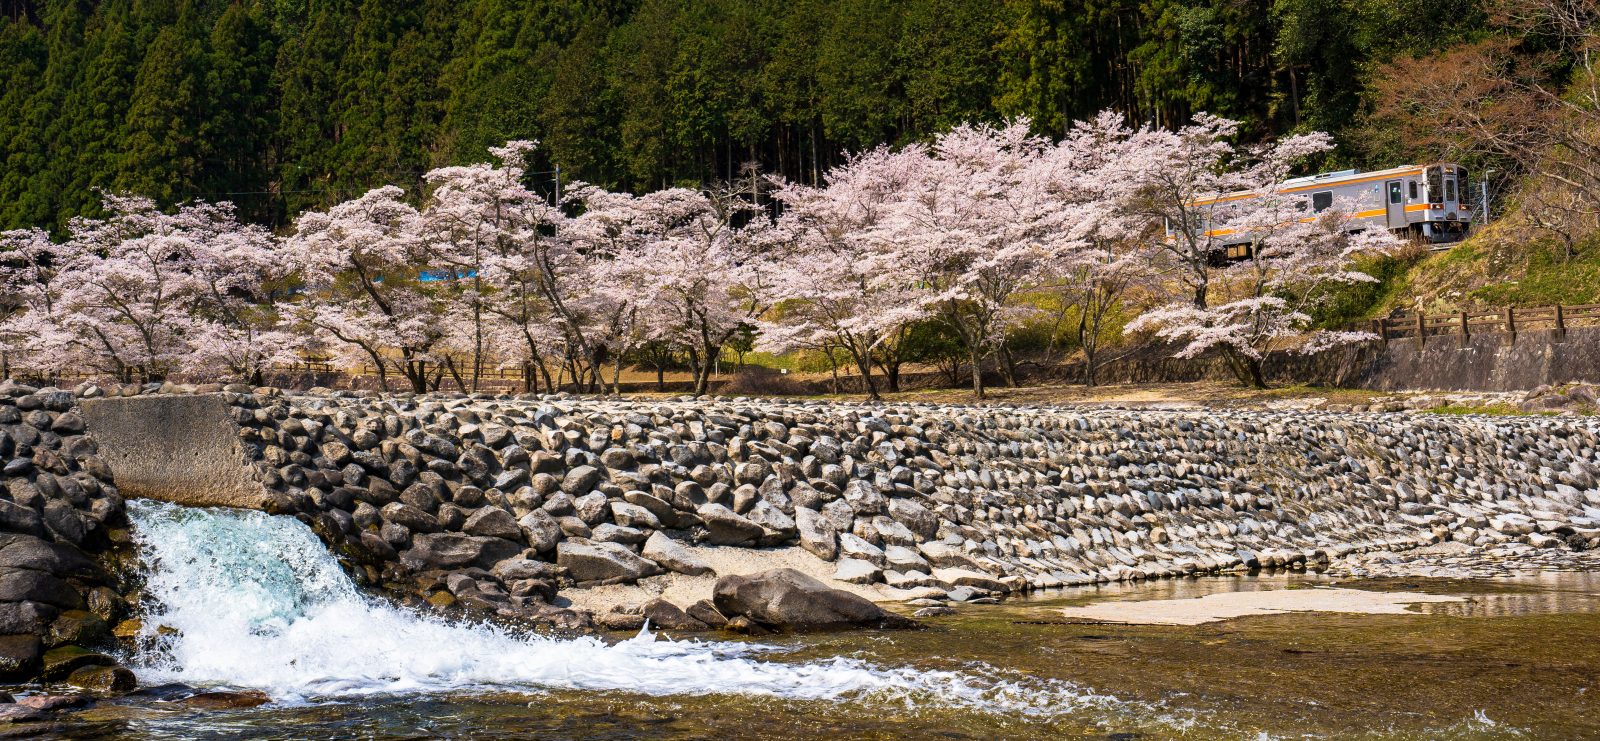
[712,568,916,631]
[591,523,647,544]
[610,501,661,530]
[561,465,602,496]
[794,507,838,561]
[574,492,610,526]
[842,480,885,515]
[697,503,764,545]
[403,533,522,570]
[833,558,882,584]
[837,532,886,566]
[557,538,662,583]
[641,531,713,576]
[381,502,440,533]
[462,507,522,540]
[518,510,562,553]
[887,498,938,539]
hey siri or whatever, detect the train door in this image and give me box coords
[1385,180,1406,229]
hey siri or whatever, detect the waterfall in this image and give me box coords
[124,500,1113,714]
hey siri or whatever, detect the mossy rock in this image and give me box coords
[66,664,136,693]
[39,645,114,681]
[47,610,109,648]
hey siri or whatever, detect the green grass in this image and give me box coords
[1468,238,1600,306]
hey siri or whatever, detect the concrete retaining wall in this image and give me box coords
[79,394,271,510]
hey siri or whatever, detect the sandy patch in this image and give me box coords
[1058,587,1464,626]
[558,544,940,614]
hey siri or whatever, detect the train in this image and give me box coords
[1185,163,1473,263]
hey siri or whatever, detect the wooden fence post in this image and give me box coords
[1505,306,1516,338]
[1416,312,1426,349]
[1371,319,1386,342]
[1459,310,1470,346]
[1555,304,1567,339]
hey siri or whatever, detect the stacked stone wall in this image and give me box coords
[0,381,135,688]
[81,389,1600,629]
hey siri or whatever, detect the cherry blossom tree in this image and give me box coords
[1124,122,1399,387]
[420,140,564,392]
[0,195,289,383]
[878,121,1056,398]
[758,147,927,400]
[1033,112,1160,387]
[593,186,778,397]
[288,185,444,393]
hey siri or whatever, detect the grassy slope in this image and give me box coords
[1371,223,1600,315]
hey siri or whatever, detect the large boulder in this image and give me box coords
[712,568,916,632]
[401,533,521,570]
[557,538,663,583]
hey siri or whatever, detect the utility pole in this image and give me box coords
[553,164,561,205]
[1480,169,1493,224]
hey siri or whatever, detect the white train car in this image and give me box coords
[1190,163,1472,263]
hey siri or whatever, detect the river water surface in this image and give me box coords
[33,502,1600,739]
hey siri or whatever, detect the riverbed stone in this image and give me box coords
[712,568,916,631]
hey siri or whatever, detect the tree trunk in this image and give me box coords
[851,351,880,401]
[998,345,1019,388]
[1221,347,1268,389]
[655,364,665,392]
[968,345,986,399]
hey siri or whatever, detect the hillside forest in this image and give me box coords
[1,0,1504,232]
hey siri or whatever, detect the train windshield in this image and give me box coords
[1427,166,1444,204]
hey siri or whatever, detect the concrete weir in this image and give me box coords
[64,390,1600,628]
[80,394,271,510]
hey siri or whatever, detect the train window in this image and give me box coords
[1428,167,1443,204]
[1459,167,1469,199]
[1312,191,1333,212]
[1445,177,1456,202]
[1388,182,1403,204]
[1409,181,1418,200]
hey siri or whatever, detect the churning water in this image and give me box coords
[123,500,1120,715]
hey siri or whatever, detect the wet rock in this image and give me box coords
[67,663,137,692]
[641,598,708,631]
[0,635,41,680]
[39,645,114,680]
[685,599,728,628]
[180,690,272,709]
[712,568,917,632]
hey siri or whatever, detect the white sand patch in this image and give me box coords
[1059,587,1464,626]
[558,544,941,614]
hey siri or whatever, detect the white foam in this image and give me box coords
[125,500,1115,714]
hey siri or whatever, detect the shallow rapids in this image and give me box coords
[123,500,1121,716]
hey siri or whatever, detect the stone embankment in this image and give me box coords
[0,381,135,690]
[67,385,1600,631]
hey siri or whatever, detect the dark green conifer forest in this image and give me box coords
[1,0,1486,232]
